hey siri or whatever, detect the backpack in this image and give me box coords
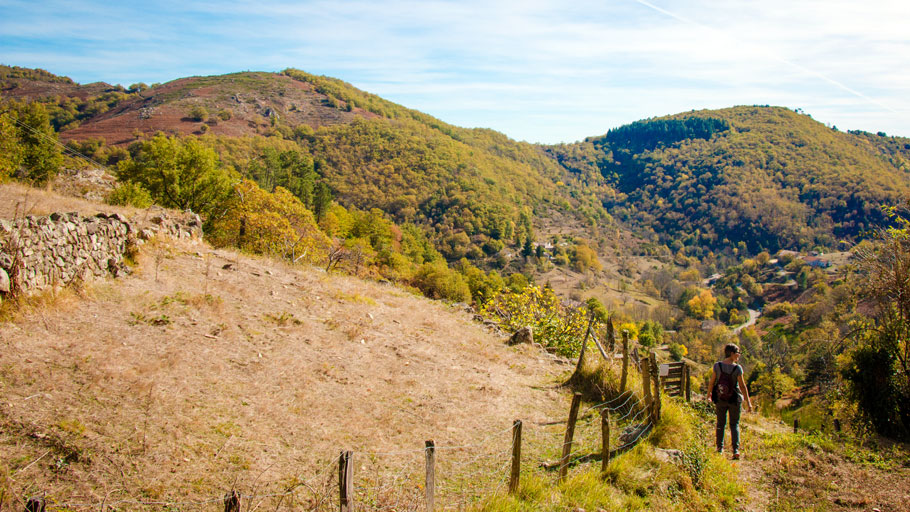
[714,363,738,402]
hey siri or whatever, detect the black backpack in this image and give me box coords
[714,363,737,402]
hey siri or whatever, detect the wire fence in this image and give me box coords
[22,399,657,512]
[18,338,676,511]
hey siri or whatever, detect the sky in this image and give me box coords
[1,0,908,144]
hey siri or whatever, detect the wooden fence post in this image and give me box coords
[601,409,610,474]
[224,489,241,512]
[509,420,522,495]
[640,355,653,420]
[26,497,45,512]
[793,418,799,434]
[339,450,354,512]
[425,440,435,512]
[559,393,582,482]
[649,351,661,422]
[572,312,597,378]
[607,316,616,351]
[619,330,630,394]
[684,364,691,403]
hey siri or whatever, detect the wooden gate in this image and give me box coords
[660,361,690,401]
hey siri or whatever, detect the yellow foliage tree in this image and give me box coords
[208,179,329,265]
[571,243,602,272]
[687,288,717,319]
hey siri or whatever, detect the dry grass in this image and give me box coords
[0,231,571,509]
[0,182,140,220]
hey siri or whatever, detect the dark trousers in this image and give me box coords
[715,400,741,452]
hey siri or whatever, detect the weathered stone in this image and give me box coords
[0,267,9,293]
[508,326,533,345]
[50,212,64,221]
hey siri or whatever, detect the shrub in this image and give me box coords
[207,179,329,265]
[412,260,471,303]
[764,301,793,319]
[188,105,209,122]
[106,182,153,208]
[669,342,688,361]
[480,285,589,356]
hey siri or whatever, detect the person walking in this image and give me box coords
[707,343,753,459]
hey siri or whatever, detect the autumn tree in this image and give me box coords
[686,288,718,320]
[207,179,329,265]
[117,134,234,217]
[0,107,22,180]
[843,205,910,438]
[12,101,62,184]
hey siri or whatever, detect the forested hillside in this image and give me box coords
[550,107,910,257]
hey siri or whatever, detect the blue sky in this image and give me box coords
[1,0,908,143]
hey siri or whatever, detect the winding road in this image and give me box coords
[733,309,760,334]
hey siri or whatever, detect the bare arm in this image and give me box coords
[737,373,753,412]
[706,365,717,402]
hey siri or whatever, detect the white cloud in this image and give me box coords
[1,0,907,141]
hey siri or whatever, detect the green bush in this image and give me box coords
[668,342,688,361]
[106,182,153,208]
[764,302,793,319]
[412,260,471,303]
[188,105,209,122]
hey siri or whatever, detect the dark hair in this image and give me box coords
[724,343,740,357]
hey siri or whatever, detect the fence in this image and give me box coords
[20,321,689,511]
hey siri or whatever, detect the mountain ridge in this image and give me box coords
[5,65,910,262]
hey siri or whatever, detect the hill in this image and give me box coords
[2,66,620,297]
[3,184,907,510]
[549,106,910,258]
[0,183,571,505]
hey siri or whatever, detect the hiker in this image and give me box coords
[707,343,753,459]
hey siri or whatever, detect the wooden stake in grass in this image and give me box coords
[793,418,799,433]
[559,393,582,482]
[640,355,653,419]
[684,364,691,403]
[509,420,522,495]
[571,311,596,379]
[601,409,610,474]
[619,330,630,394]
[649,351,661,422]
[607,315,616,352]
[339,450,354,512]
[26,497,45,512]
[425,440,435,512]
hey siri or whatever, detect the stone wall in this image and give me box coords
[0,209,202,299]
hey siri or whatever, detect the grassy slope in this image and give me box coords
[1,186,907,510]
[0,184,570,507]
